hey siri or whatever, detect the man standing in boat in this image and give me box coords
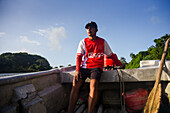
[68,21,123,113]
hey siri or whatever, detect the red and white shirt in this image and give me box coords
[76,37,122,71]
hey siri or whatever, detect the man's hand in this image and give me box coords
[73,71,79,86]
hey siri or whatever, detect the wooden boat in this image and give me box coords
[0,60,170,113]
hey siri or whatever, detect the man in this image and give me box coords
[68,21,123,113]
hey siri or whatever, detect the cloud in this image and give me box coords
[33,29,48,37]
[0,32,5,37]
[150,16,161,24]
[19,36,40,45]
[145,6,157,12]
[33,26,67,51]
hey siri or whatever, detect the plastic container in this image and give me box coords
[125,88,148,113]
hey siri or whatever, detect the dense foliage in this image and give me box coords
[120,57,128,66]
[126,34,170,69]
[0,52,52,73]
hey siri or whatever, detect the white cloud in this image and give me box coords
[0,32,5,37]
[33,26,67,51]
[150,16,161,24]
[33,29,48,37]
[145,6,157,12]
[19,36,40,45]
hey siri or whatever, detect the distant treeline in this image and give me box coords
[126,34,170,69]
[0,52,52,73]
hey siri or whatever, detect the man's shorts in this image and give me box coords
[79,68,103,81]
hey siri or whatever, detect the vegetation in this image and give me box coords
[0,52,52,73]
[126,34,170,69]
[120,57,128,67]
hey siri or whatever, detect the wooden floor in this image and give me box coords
[60,104,130,113]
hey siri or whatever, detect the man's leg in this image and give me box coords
[68,79,84,113]
[88,79,99,113]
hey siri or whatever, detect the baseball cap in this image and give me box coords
[85,21,98,29]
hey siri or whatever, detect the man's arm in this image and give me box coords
[104,40,124,68]
[73,54,83,85]
[76,54,82,71]
[109,53,122,66]
[76,39,85,71]
[109,53,125,69]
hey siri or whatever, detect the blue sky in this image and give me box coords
[0,0,170,67]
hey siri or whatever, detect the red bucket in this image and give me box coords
[125,88,148,113]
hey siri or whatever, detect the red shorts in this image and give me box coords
[79,68,103,81]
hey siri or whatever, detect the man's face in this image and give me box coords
[86,26,97,37]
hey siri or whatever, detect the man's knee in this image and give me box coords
[72,79,84,90]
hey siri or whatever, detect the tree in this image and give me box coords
[130,53,135,59]
[120,57,128,66]
[126,34,170,69]
[59,65,64,68]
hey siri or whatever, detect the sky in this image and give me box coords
[0,0,170,67]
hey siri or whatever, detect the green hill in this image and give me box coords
[0,52,52,73]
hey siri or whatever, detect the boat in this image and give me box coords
[0,60,170,113]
